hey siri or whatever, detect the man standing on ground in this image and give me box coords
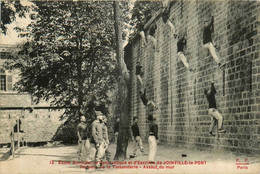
[147,115,158,164]
[114,118,120,144]
[131,117,147,157]
[90,111,105,168]
[77,116,90,161]
[102,116,111,163]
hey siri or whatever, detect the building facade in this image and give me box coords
[0,44,64,145]
[126,1,260,154]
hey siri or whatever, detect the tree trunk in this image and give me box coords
[113,1,131,160]
[77,39,83,118]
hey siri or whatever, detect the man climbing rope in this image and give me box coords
[204,81,226,136]
[177,34,195,72]
[203,16,225,69]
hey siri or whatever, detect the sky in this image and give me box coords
[0,0,33,45]
[0,0,136,46]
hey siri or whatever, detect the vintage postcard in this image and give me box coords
[0,0,259,173]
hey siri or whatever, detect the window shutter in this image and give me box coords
[7,75,12,91]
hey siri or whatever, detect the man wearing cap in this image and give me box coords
[131,117,146,157]
[77,116,90,161]
[147,115,158,163]
[90,111,105,167]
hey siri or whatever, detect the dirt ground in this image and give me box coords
[0,142,259,174]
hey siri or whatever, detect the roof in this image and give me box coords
[0,93,51,108]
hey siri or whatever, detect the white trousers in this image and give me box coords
[204,42,220,64]
[162,0,170,8]
[133,136,144,154]
[114,132,118,144]
[89,141,105,167]
[137,75,143,85]
[177,52,190,69]
[139,31,147,46]
[166,20,175,34]
[147,35,157,49]
[79,139,90,161]
[148,136,157,162]
[208,108,223,130]
[96,141,105,161]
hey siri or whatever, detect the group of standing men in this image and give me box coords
[77,111,111,169]
[131,115,158,164]
[77,111,159,168]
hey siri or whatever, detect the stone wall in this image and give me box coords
[127,1,260,154]
[0,94,64,144]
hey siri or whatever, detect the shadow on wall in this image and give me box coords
[51,109,99,144]
[51,102,111,144]
[51,111,81,144]
[52,122,78,144]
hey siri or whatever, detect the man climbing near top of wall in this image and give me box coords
[139,24,147,48]
[204,79,226,136]
[203,16,225,69]
[161,0,176,37]
[147,23,158,50]
[177,34,195,72]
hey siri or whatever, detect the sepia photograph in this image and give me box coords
[0,0,259,173]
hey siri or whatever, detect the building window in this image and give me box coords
[0,75,6,91]
[0,69,13,91]
[0,52,10,59]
